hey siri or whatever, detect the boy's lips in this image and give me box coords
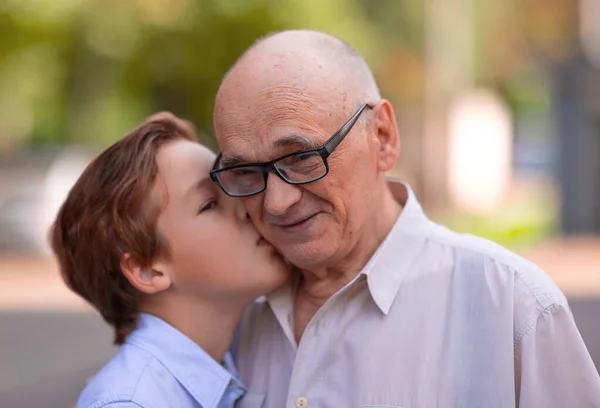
[257,236,271,246]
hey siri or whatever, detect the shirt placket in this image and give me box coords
[285,275,366,408]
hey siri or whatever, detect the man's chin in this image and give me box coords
[277,240,334,271]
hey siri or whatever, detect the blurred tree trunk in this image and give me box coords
[552,51,600,233]
[421,0,473,214]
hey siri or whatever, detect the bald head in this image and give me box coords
[216,30,380,117]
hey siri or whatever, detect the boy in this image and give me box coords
[51,113,288,408]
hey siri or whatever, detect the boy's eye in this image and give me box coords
[198,200,216,214]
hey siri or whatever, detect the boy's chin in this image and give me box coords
[250,271,291,299]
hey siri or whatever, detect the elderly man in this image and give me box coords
[211,30,600,408]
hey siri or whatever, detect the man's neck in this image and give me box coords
[293,182,402,342]
[141,294,246,363]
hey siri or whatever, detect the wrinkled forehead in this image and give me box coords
[217,98,331,161]
[219,97,331,159]
[214,57,351,163]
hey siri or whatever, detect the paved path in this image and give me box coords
[0,237,598,408]
[0,312,116,408]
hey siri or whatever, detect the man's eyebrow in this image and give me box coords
[273,134,319,150]
[218,155,246,168]
[185,176,214,199]
[219,135,319,168]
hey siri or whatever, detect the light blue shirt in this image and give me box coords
[77,313,245,408]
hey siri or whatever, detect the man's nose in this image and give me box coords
[263,174,302,216]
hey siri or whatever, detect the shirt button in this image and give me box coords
[295,396,308,408]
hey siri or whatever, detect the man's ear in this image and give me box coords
[121,253,172,294]
[372,99,401,173]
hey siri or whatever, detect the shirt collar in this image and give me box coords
[265,180,431,337]
[360,179,431,314]
[126,313,241,408]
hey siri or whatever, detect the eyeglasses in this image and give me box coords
[210,103,373,197]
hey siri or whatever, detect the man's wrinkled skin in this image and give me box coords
[214,30,402,341]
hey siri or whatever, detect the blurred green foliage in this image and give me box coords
[444,199,557,251]
[0,0,578,149]
[0,0,384,149]
[1,0,585,248]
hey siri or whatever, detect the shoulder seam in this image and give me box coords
[424,224,568,352]
[513,301,567,349]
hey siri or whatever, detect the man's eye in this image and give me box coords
[198,200,216,214]
[287,154,309,164]
[233,168,260,176]
[296,154,313,161]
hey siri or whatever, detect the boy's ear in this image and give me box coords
[121,253,171,294]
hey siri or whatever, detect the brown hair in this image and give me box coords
[50,112,197,344]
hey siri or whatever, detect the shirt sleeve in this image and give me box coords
[515,301,600,407]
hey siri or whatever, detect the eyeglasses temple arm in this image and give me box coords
[323,104,373,156]
[211,152,223,171]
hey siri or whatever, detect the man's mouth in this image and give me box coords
[273,213,319,231]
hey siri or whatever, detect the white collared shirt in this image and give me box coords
[234,181,600,408]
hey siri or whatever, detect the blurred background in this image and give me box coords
[0,0,599,407]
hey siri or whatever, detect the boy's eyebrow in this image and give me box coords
[185,177,214,199]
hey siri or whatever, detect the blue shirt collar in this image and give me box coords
[126,313,244,408]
